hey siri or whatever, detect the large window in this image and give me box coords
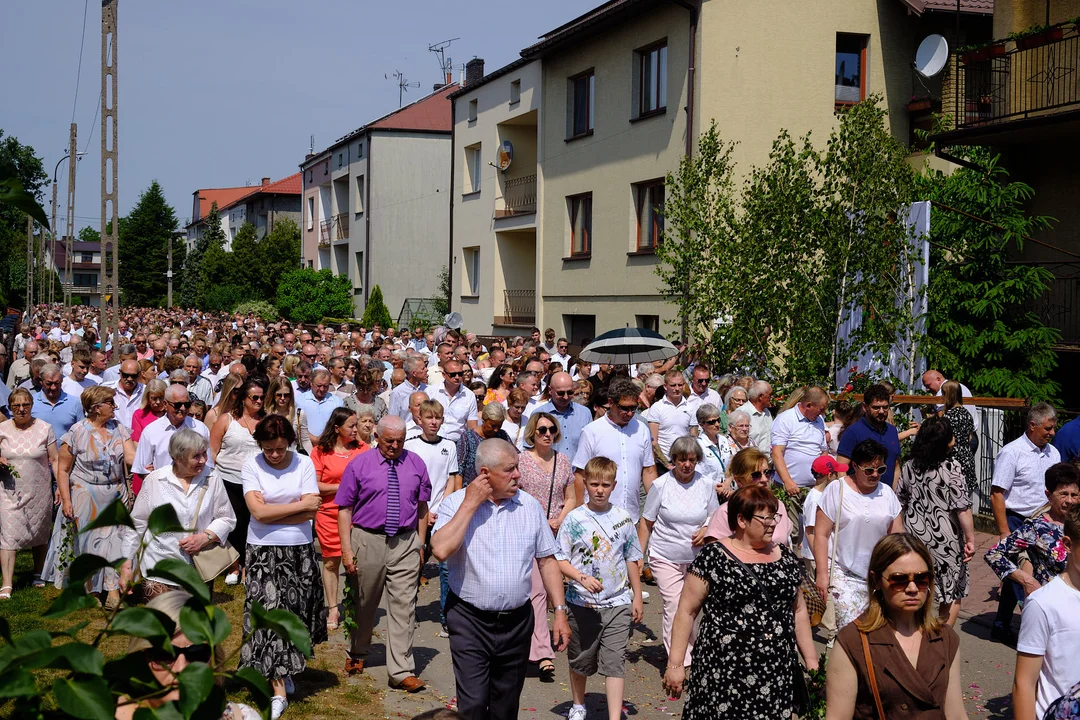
[465,144,482,194]
[355,175,365,214]
[634,180,665,250]
[568,193,592,256]
[568,70,595,138]
[306,197,315,230]
[835,34,869,107]
[637,42,668,116]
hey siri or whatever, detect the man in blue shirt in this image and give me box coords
[533,372,592,459]
[296,368,343,446]
[836,383,901,487]
[32,364,84,443]
[1053,415,1080,463]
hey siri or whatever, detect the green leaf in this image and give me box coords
[109,608,174,644]
[44,588,100,619]
[206,606,231,647]
[80,499,135,533]
[68,553,122,586]
[232,666,271,711]
[147,504,186,536]
[188,685,226,720]
[133,703,185,720]
[176,662,214,719]
[0,668,36,698]
[103,651,166,697]
[53,676,115,720]
[51,620,91,639]
[0,176,50,226]
[249,601,312,657]
[178,605,212,646]
[23,643,104,675]
[148,559,210,604]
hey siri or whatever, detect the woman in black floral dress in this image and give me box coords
[941,380,978,494]
[662,486,818,720]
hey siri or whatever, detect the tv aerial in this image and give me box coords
[385,70,421,107]
[429,38,459,86]
[914,34,949,77]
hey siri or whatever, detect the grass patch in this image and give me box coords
[0,551,383,719]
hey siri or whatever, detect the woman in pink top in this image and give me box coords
[129,380,166,495]
[705,447,794,546]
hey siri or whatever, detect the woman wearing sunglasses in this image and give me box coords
[825,533,968,720]
[704,447,791,544]
[813,439,905,631]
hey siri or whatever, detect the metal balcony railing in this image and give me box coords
[496,174,537,218]
[952,23,1080,130]
[319,220,332,246]
[1012,261,1080,347]
[62,282,99,294]
[334,213,349,241]
[497,289,536,326]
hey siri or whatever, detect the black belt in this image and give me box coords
[449,592,530,622]
[1006,509,1027,519]
[353,526,414,538]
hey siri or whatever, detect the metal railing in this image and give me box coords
[61,283,100,294]
[496,174,537,218]
[334,213,349,241]
[1012,261,1080,346]
[954,24,1080,129]
[498,289,535,326]
[319,220,331,246]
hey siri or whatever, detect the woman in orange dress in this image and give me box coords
[309,407,367,631]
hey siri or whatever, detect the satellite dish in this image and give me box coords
[497,140,513,172]
[443,312,464,330]
[914,34,949,77]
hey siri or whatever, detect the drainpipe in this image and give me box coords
[673,0,699,342]
[365,130,372,307]
[448,97,456,312]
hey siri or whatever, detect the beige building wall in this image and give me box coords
[537,3,691,341]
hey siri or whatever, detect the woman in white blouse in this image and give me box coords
[694,403,735,498]
[122,429,236,599]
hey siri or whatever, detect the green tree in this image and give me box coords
[178,203,225,308]
[255,218,301,300]
[432,265,451,318]
[361,285,393,328]
[227,222,260,296]
[0,129,48,307]
[198,205,234,310]
[276,268,353,323]
[917,148,1060,401]
[119,181,178,307]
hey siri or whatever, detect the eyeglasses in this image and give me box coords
[859,465,889,477]
[510,405,527,412]
[120,372,139,380]
[535,426,556,435]
[752,514,779,525]
[275,392,291,399]
[552,390,572,397]
[884,572,931,591]
[616,404,638,413]
[702,418,721,425]
[168,401,192,411]
[96,399,117,407]
[693,378,709,385]
[9,403,32,410]
[247,394,264,402]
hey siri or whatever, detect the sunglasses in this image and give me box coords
[247,395,264,402]
[702,418,721,425]
[884,572,931,591]
[859,465,889,477]
[168,401,192,411]
[120,372,140,380]
[616,404,638,413]
[151,643,212,665]
[748,470,767,480]
[552,390,572,397]
[446,371,464,378]
[535,426,556,435]
[275,392,291,399]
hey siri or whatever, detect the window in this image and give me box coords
[337,152,343,168]
[355,175,365,214]
[568,193,592,256]
[568,70,595,138]
[636,315,659,333]
[306,170,312,183]
[564,314,596,348]
[636,42,668,116]
[468,99,478,122]
[465,144,482,194]
[634,180,665,250]
[354,251,364,288]
[306,197,315,230]
[80,253,94,263]
[835,34,868,107]
[463,247,480,295]
[510,79,521,105]
[73,273,96,287]
[357,142,364,159]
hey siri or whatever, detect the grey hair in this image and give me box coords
[669,435,704,463]
[128,590,193,654]
[1028,402,1057,427]
[164,383,190,402]
[41,363,62,380]
[392,350,407,362]
[475,438,517,472]
[728,409,750,426]
[376,415,405,435]
[696,402,722,425]
[168,428,209,463]
[312,368,331,382]
[636,362,654,376]
[354,403,378,420]
[724,386,747,407]
[748,381,772,401]
[118,343,137,356]
[481,401,506,423]
[404,356,426,374]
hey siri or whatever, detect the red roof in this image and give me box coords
[219,172,302,212]
[335,84,458,145]
[192,186,251,223]
[900,0,993,15]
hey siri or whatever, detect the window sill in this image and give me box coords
[563,253,592,262]
[627,248,657,256]
[630,108,666,123]
[564,130,594,143]
[468,118,477,126]
[509,100,520,109]
[461,190,482,198]
[460,294,480,300]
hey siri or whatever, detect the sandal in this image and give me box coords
[0,585,12,600]
[326,607,340,631]
[31,576,46,588]
[538,658,556,682]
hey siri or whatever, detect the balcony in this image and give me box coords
[334,213,349,241]
[1017,261,1080,349]
[495,288,536,327]
[941,23,1080,139]
[496,174,537,218]
[62,282,100,294]
[319,220,331,247]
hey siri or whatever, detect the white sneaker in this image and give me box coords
[224,572,240,586]
[568,705,587,720]
[271,696,288,720]
[641,590,650,600]
[283,676,294,695]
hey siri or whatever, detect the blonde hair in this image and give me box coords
[856,533,942,634]
[583,456,617,483]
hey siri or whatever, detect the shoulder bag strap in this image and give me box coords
[827,477,845,592]
[546,452,559,518]
[859,630,887,720]
[717,539,759,586]
[191,478,210,532]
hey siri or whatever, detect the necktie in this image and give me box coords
[385,459,400,536]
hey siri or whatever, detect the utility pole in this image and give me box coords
[166,234,173,308]
[63,123,78,310]
[25,216,34,312]
[101,0,120,353]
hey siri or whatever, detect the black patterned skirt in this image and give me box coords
[239,542,328,679]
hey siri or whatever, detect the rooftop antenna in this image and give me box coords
[385,70,421,107]
[429,38,459,86]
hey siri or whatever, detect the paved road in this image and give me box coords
[352,532,1019,719]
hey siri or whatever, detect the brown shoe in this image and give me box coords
[389,676,426,693]
[344,658,364,675]
[642,567,656,585]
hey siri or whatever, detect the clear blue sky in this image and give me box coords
[2,0,587,233]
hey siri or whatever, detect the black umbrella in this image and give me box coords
[579,327,678,366]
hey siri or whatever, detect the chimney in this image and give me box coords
[261,177,270,186]
[434,83,444,92]
[465,58,485,87]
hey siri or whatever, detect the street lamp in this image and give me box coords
[47,151,86,305]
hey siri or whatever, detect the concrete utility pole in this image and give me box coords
[46,177,55,306]
[167,234,173,308]
[63,123,78,310]
[100,0,120,352]
[25,216,34,311]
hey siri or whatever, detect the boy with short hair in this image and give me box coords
[802,455,846,641]
[556,457,644,720]
[1013,502,1080,720]
[404,399,461,636]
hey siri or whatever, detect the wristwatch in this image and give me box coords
[553,604,569,613]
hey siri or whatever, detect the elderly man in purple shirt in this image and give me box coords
[336,415,431,693]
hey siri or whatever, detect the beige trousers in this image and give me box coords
[346,527,421,683]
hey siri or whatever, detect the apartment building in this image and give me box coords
[217,174,302,249]
[451,0,991,343]
[185,186,250,253]
[53,240,102,307]
[300,85,456,319]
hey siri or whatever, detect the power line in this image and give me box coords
[71,0,90,124]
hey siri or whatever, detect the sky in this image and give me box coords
[1,0,588,234]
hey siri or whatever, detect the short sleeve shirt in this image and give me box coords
[1017,576,1080,719]
[642,395,694,457]
[556,504,643,608]
[771,406,828,488]
[817,478,901,577]
[992,434,1061,516]
[572,416,655,522]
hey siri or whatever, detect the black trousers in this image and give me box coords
[224,480,250,564]
[445,592,532,720]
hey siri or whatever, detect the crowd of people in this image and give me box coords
[1,307,1079,720]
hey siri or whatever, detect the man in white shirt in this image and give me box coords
[684,364,722,430]
[430,360,477,443]
[104,360,145,431]
[514,371,543,426]
[389,357,428,420]
[1013,504,1080,720]
[7,340,38,390]
[426,343,454,387]
[404,391,429,439]
[132,385,211,475]
[101,344,137,385]
[62,350,99,399]
[771,386,830,494]
[550,338,572,371]
[743,380,773,452]
[990,402,1061,642]
[643,370,694,472]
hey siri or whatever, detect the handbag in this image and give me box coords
[802,477,845,627]
[860,630,887,720]
[189,478,240,582]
